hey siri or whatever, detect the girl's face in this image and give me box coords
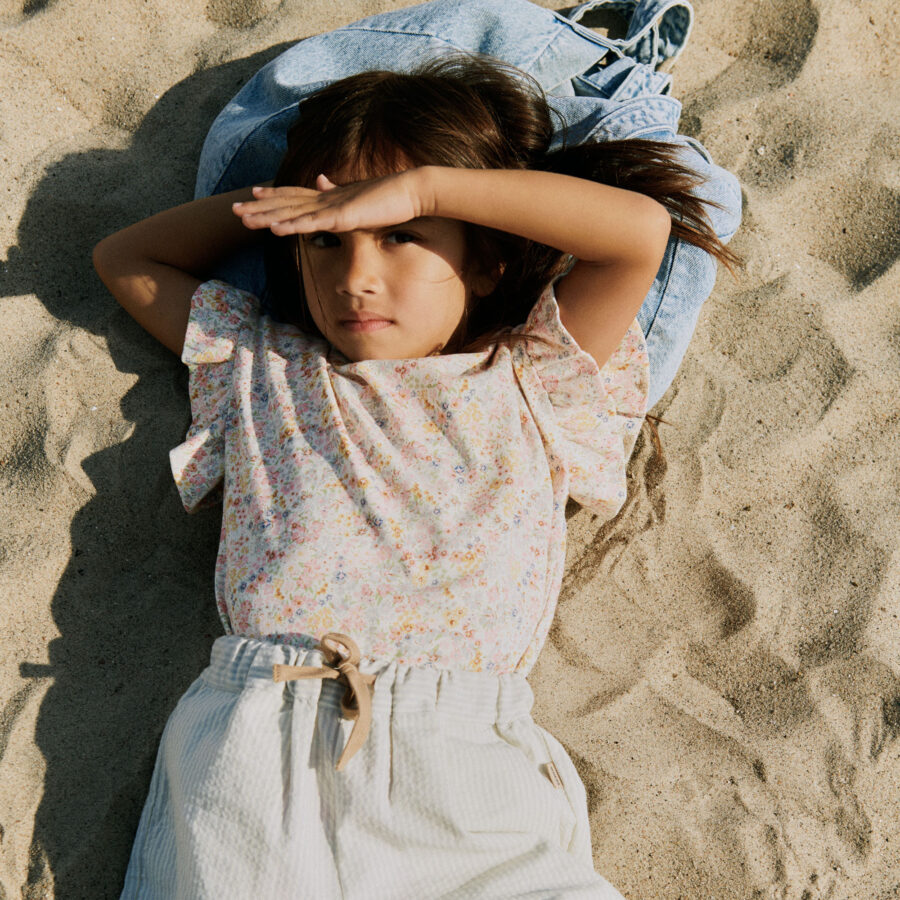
[299,216,474,362]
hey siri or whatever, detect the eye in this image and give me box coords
[386,230,419,245]
[305,232,340,248]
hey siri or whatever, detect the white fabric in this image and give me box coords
[120,636,626,899]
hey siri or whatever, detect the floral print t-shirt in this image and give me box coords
[169,280,648,675]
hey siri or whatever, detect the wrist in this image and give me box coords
[410,166,440,219]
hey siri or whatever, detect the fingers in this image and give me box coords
[270,218,318,235]
[236,205,321,232]
[231,173,415,236]
[232,178,357,234]
[233,195,321,231]
[234,186,315,213]
[247,185,306,200]
[236,202,345,235]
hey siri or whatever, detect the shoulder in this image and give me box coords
[183,280,322,366]
[517,280,648,421]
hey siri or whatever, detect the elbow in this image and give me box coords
[92,235,117,283]
[650,199,673,258]
[91,239,105,276]
[92,236,132,312]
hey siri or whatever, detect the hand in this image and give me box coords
[231,170,432,236]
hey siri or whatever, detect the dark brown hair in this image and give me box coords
[266,56,550,341]
[264,54,742,450]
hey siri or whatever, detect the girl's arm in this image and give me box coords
[235,168,671,369]
[426,167,671,370]
[93,186,268,356]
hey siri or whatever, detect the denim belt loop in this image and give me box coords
[273,632,376,772]
[565,0,694,69]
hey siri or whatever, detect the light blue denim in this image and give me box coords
[195,0,741,409]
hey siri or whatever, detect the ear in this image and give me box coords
[469,262,505,299]
[316,173,340,191]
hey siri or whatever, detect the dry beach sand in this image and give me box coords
[1,0,899,897]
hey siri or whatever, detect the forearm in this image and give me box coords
[421,166,671,266]
[230,168,671,368]
[94,186,267,355]
[94,186,266,281]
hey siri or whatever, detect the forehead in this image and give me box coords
[326,144,411,182]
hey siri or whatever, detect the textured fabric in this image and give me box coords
[169,280,647,676]
[566,0,693,67]
[120,635,626,899]
[193,0,742,409]
[271,633,378,772]
[195,0,693,200]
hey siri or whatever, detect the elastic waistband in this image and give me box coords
[200,635,535,724]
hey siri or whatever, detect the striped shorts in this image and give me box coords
[120,634,625,899]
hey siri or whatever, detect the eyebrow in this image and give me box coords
[374,218,443,231]
[306,217,445,238]
[386,217,440,229]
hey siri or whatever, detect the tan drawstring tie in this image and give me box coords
[272,633,376,772]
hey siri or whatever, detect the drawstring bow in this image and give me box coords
[272,632,375,771]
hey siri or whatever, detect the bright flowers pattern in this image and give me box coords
[169,280,648,675]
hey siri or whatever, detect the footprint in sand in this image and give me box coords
[809,178,900,292]
[682,0,819,122]
[702,553,757,637]
[737,102,823,192]
[793,487,887,668]
[205,0,281,28]
[710,274,854,432]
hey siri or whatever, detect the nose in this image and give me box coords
[335,235,384,298]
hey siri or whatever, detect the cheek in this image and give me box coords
[438,287,469,339]
[299,253,315,300]
[300,256,331,330]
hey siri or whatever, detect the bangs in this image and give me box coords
[273,60,544,189]
[265,55,561,349]
[325,126,417,185]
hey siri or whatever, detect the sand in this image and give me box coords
[1,0,898,897]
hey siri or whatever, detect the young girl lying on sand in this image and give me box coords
[94,2,740,896]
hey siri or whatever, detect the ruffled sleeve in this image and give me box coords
[512,283,649,520]
[169,279,258,513]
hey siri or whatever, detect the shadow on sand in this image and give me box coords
[6,42,291,899]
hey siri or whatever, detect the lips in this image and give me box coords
[342,311,390,322]
[340,314,393,333]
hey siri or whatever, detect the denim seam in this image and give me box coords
[339,26,471,41]
[584,96,681,127]
[609,124,676,139]
[584,121,676,143]
[212,26,559,195]
[565,0,694,62]
[342,24,587,78]
[551,8,623,53]
[643,235,678,347]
